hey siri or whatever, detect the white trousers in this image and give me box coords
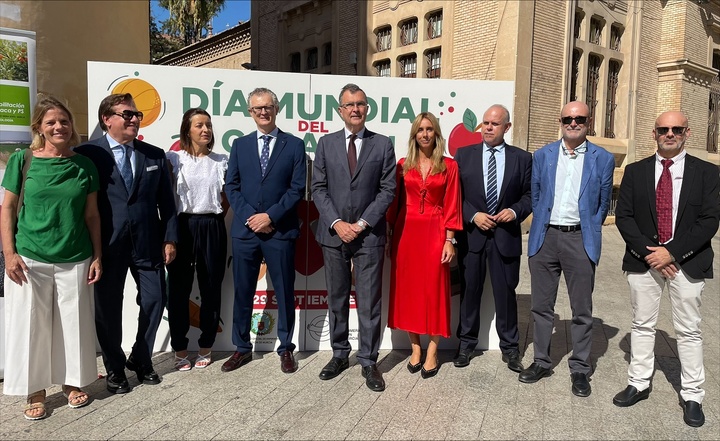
[3,256,98,396]
[626,267,705,403]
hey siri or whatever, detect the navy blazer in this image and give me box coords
[311,128,396,248]
[225,129,307,240]
[527,140,615,265]
[454,143,532,256]
[616,154,720,280]
[75,136,178,267]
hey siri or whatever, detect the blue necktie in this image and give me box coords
[260,135,271,177]
[486,148,498,215]
[120,145,133,192]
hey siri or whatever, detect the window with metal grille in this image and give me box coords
[604,60,620,138]
[574,11,584,40]
[586,54,601,136]
[400,18,418,46]
[307,48,318,70]
[399,54,417,78]
[290,52,301,72]
[570,49,581,102]
[427,10,442,39]
[375,59,391,77]
[610,24,623,51]
[589,16,603,45]
[323,43,331,66]
[425,48,441,78]
[376,26,391,52]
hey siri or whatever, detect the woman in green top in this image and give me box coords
[0,96,102,420]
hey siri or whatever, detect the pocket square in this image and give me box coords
[146,165,159,171]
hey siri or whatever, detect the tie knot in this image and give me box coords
[488,148,497,155]
[261,135,271,143]
[661,159,673,169]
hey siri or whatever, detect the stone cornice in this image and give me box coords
[155,21,251,67]
[657,59,718,87]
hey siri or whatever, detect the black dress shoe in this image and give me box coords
[570,372,591,397]
[613,385,650,407]
[361,364,385,392]
[682,400,705,427]
[420,363,439,379]
[221,351,252,372]
[453,349,473,368]
[319,357,349,380]
[518,362,552,383]
[126,357,161,385]
[280,350,298,374]
[106,371,130,394]
[407,361,422,374]
[501,350,524,373]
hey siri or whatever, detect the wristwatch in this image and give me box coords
[445,237,457,245]
[357,220,367,230]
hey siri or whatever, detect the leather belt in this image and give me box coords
[548,224,581,232]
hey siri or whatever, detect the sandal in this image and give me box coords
[195,351,212,369]
[62,385,89,409]
[24,390,47,420]
[175,353,192,371]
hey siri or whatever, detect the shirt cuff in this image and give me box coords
[331,219,341,228]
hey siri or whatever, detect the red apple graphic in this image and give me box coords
[170,139,181,151]
[448,108,483,156]
[295,200,325,276]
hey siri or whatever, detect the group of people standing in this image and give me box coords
[2,83,717,430]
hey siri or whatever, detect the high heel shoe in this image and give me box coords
[421,360,440,379]
[407,361,422,374]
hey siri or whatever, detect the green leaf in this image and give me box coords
[463,108,477,132]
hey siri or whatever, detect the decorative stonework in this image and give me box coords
[155,21,251,67]
[657,59,717,87]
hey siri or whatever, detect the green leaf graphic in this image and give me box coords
[463,108,477,131]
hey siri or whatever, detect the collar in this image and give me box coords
[106,134,134,149]
[561,139,587,157]
[257,127,280,141]
[484,142,505,152]
[655,149,686,164]
[344,127,366,139]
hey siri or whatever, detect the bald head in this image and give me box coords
[653,111,690,159]
[559,101,591,149]
[482,104,512,147]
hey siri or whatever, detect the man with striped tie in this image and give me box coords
[453,104,532,373]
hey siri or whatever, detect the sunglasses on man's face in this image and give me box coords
[655,126,687,136]
[560,116,588,125]
[113,110,144,122]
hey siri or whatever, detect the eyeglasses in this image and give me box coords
[113,110,143,121]
[250,106,276,114]
[655,126,687,136]
[560,115,588,125]
[340,102,368,110]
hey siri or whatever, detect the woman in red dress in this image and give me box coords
[387,112,462,378]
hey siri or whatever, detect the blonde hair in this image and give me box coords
[403,112,446,175]
[30,95,81,150]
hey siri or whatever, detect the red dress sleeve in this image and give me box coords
[443,158,463,231]
[386,159,404,226]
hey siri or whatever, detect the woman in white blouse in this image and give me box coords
[166,108,228,370]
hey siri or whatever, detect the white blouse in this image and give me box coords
[167,150,228,214]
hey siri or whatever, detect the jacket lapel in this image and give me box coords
[100,135,131,197]
[676,154,695,226]
[498,145,516,203]
[130,142,145,197]
[334,130,352,179]
[579,142,597,198]
[263,131,287,180]
[645,156,658,227]
[352,130,373,180]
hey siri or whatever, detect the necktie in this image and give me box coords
[656,159,673,243]
[119,144,133,192]
[486,148,498,215]
[347,134,358,176]
[260,135,271,177]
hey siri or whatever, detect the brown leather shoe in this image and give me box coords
[280,350,298,373]
[221,351,252,372]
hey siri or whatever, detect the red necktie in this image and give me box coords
[656,159,673,243]
[348,134,357,175]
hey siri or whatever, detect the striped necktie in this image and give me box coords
[486,148,498,215]
[119,144,133,192]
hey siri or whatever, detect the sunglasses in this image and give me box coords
[560,116,588,125]
[114,110,144,121]
[655,126,687,136]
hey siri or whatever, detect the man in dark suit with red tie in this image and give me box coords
[222,87,306,374]
[453,104,532,372]
[613,111,720,427]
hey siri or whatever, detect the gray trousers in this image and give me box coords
[321,243,384,367]
[528,228,595,374]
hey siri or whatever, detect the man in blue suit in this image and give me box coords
[222,87,306,374]
[76,93,178,394]
[519,101,614,397]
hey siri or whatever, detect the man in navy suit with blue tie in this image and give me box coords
[519,101,614,397]
[223,87,306,374]
[76,93,178,394]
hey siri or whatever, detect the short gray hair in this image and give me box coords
[338,83,365,105]
[248,87,280,108]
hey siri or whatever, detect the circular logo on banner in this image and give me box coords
[306,315,330,342]
[251,312,275,336]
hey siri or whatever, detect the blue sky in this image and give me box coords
[151,0,251,33]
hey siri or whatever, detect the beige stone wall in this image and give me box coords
[0,0,150,137]
[451,0,497,81]
[634,0,663,160]
[201,50,252,70]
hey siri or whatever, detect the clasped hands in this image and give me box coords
[473,208,516,231]
[247,213,274,234]
[645,245,679,280]
[334,220,365,243]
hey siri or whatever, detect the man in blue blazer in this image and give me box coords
[222,87,306,374]
[454,105,532,372]
[76,93,178,394]
[519,101,614,397]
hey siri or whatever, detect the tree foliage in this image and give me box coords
[150,12,184,63]
[159,0,226,47]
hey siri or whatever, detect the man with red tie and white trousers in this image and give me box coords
[614,111,720,427]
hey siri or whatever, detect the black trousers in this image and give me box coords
[167,213,227,351]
